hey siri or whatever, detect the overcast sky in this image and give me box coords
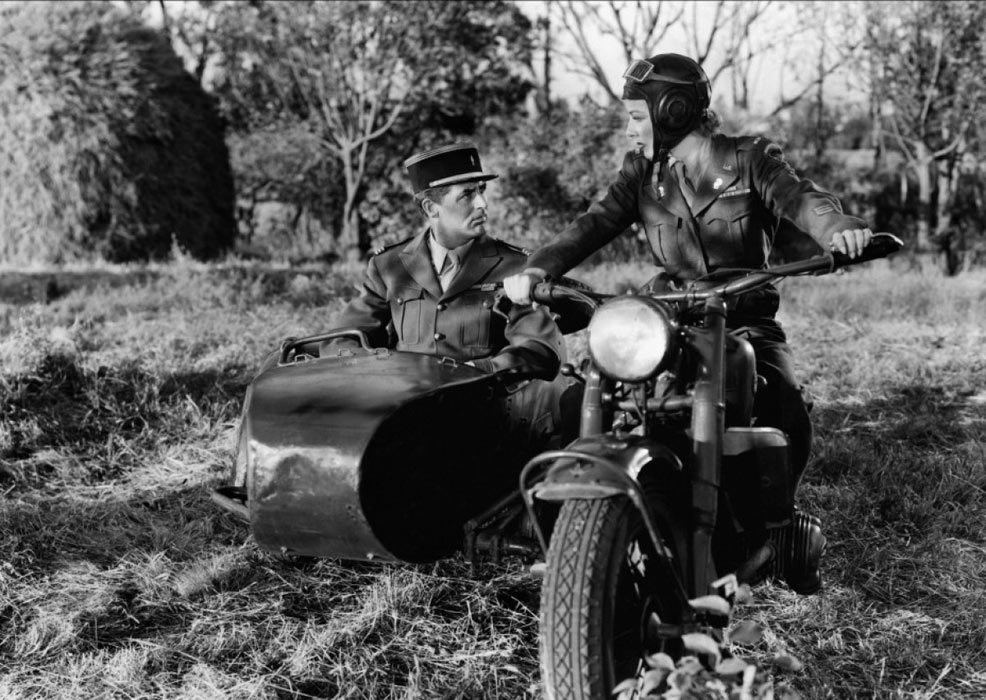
[517,1,864,114]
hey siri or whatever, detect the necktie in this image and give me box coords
[439,249,460,291]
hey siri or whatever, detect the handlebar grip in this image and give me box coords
[531,281,556,305]
[279,328,372,363]
[832,232,904,268]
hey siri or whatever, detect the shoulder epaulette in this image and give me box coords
[737,134,784,157]
[369,236,413,257]
[736,135,765,151]
[493,238,531,256]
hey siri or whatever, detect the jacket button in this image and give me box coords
[434,332,445,341]
[436,303,447,311]
[396,297,404,305]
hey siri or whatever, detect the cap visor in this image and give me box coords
[427,172,499,188]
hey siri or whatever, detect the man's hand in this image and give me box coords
[830,228,873,259]
[504,267,547,305]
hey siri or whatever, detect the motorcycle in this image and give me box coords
[212,233,902,698]
[522,232,902,698]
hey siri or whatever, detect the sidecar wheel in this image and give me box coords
[539,497,685,700]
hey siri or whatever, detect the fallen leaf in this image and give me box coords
[644,651,676,672]
[639,667,671,696]
[682,633,722,665]
[676,655,705,675]
[611,677,637,698]
[688,594,731,616]
[728,620,765,646]
[734,583,754,605]
[715,656,750,676]
[771,653,804,673]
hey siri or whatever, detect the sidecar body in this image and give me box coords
[214,341,563,564]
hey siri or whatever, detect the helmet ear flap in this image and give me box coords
[654,86,700,134]
[652,85,702,146]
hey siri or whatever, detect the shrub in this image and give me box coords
[227,124,343,261]
[483,100,653,263]
[0,2,235,264]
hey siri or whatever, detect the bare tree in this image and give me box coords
[552,0,684,103]
[220,2,411,255]
[550,0,841,118]
[765,2,861,119]
[280,12,409,254]
[865,0,986,270]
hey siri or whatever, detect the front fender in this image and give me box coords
[519,434,686,581]
[523,434,682,502]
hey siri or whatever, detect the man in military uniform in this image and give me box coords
[326,143,565,381]
[505,53,874,594]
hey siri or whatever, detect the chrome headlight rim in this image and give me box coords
[587,296,676,383]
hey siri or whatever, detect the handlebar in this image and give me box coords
[530,282,609,311]
[531,233,903,308]
[830,232,903,267]
[279,328,373,363]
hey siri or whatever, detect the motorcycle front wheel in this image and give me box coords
[539,496,685,700]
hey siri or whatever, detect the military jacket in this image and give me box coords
[528,135,866,315]
[330,229,564,377]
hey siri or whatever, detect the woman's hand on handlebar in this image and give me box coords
[504,268,548,305]
[830,228,873,259]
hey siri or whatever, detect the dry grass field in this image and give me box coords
[0,256,983,699]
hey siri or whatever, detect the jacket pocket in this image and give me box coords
[647,222,674,268]
[459,292,493,349]
[705,195,755,266]
[647,219,694,275]
[394,287,425,347]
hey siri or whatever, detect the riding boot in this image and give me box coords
[784,507,827,595]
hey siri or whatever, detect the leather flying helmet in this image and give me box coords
[622,53,711,152]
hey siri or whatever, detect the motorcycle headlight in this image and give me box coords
[587,296,675,382]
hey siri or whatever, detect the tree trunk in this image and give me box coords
[870,70,883,173]
[934,157,960,275]
[539,7,552,117]
[814,40,826,160]
[339,147,363,260]
[913,144,934,252]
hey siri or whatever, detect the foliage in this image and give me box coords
[483,98,654,263]
[0,1,235,264]
[772,101,875,154]
[227,123,344,259]
[612,591,790,700]
[864,0,986,266]
[207,0,534,256]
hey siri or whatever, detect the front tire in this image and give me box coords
[539,497,685,700]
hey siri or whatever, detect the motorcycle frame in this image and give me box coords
[685,295,727,596]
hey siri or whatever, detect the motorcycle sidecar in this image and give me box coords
[213,334,563,564]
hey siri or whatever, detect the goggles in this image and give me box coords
[623,59,705,86]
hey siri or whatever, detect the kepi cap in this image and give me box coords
[404,143,498,194]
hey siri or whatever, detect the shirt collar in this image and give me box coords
[671,136,714,178]
[428,231,474,271]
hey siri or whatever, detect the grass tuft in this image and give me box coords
[0,259,983,697]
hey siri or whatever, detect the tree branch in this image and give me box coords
[887,109,918,167]
[555,1,620,102]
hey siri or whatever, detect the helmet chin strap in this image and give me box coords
[654,146,671,183]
